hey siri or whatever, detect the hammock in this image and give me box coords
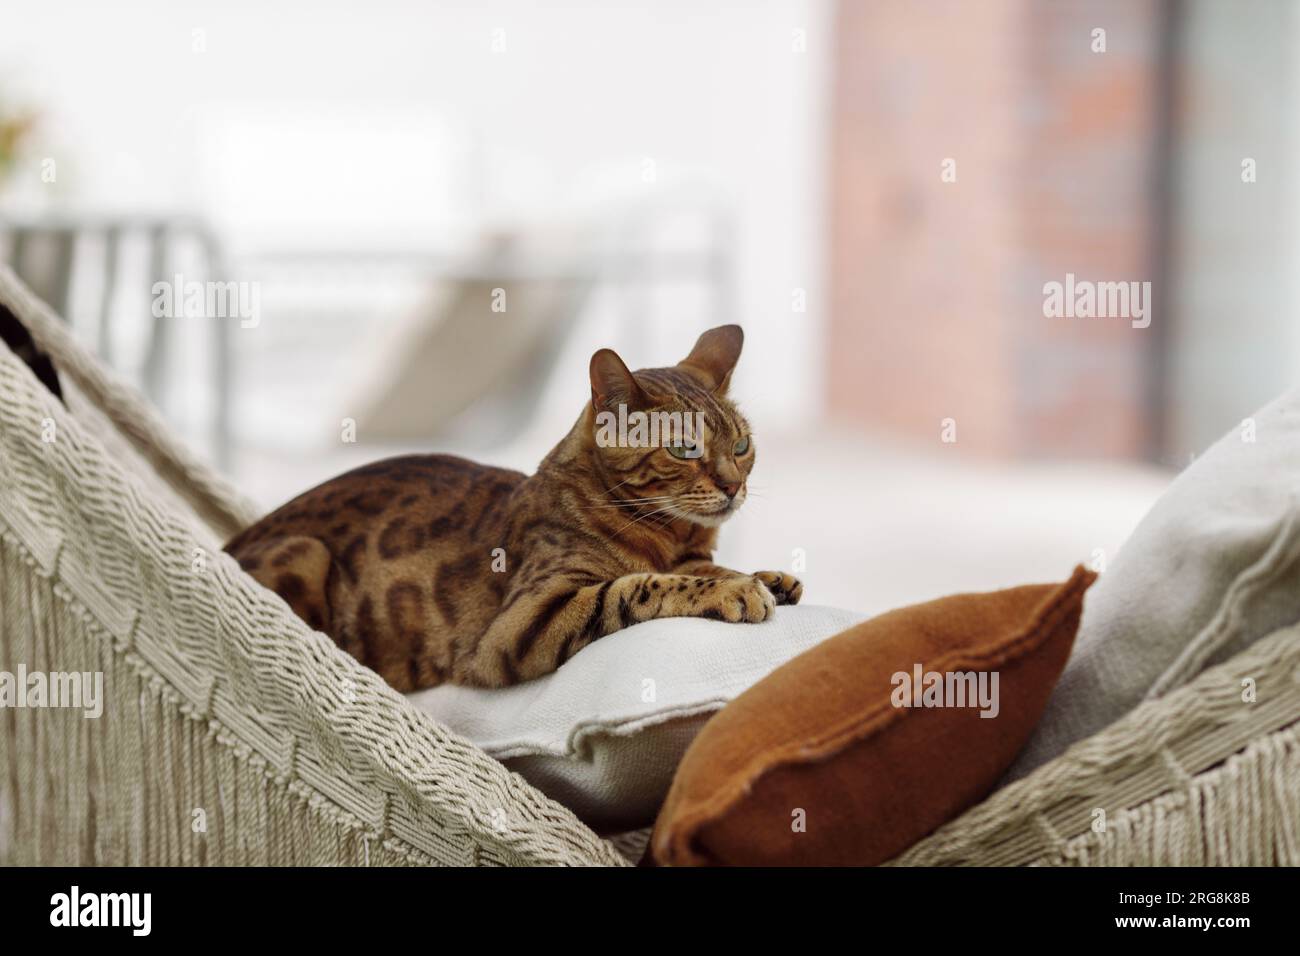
[1,264,1297,866]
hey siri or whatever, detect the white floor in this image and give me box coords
[714,427,1171,616]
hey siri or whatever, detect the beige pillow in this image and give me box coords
[1009,387,1300,779]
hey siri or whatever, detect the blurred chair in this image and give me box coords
[248,200,736,449]
[346,232,596,446]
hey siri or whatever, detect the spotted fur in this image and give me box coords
[224,325,802,690]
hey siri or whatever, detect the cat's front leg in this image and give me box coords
[673,558,803,607]
[457,570,779,687]
[653,572,777,623]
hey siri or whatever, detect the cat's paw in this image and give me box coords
[753,570,803,606]
[704,576,777,623]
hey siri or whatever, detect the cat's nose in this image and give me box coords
[716,479,741,499]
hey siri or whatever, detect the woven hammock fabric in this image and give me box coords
[0,263,1296,866]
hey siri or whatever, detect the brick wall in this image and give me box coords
[827,0,1165,458]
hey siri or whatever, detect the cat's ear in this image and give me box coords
[590,348,649,411]
[679,324,743,393]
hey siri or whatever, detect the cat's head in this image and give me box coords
[587,325,753,527]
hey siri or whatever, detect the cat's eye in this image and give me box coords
[665,443,697,460]
[733,436,751,456]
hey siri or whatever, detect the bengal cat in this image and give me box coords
[224,324,802,690]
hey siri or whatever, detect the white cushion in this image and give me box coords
[407,604,864,832]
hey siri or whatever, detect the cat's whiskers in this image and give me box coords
[581,495,676,511]
[648,508,684,531]
[610,502,681,538]
[599,475,645,498]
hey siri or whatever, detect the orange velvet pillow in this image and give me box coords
[647,566,1096,866]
